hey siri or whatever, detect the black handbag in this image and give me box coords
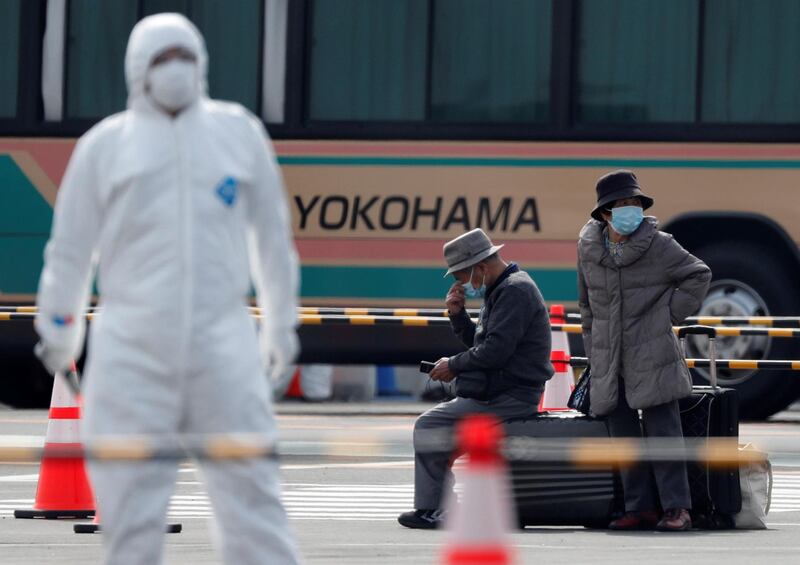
[567,366,591,415]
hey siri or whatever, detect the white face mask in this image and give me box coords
[146,59,198,113]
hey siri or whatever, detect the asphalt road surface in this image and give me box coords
[2,402,799,564]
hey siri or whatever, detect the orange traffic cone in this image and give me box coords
[548,304,570,355]
[15,371,94,519]
[539,305,573,412]
[285,367,303,398]
[441,414,515,565]
[539,351,574,412]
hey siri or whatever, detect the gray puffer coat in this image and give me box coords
[577,217,711,416]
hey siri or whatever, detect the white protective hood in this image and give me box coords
[124,13,208,112]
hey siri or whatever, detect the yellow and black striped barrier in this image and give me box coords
[0,311,455,327]
[0,434,278,463]
[0,312,100,322]
[296,306,456,318]
[565,312,800,328]
[6,310,800,338]
[296,308,800,328]
[0,434,766,468]
[567,356,800,371]
[5,305,800,328]
[550,323,800,339]
[0,306,40,313]
[293,314,450,327]
[295,317,800,338]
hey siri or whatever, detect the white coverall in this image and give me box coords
[35,14,301,565]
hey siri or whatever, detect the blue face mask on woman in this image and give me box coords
[462,267,486,299]
[610,206,644,235]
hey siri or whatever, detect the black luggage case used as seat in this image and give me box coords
[504,413,622,528]
[678,326,742,528]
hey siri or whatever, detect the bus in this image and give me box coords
[1,0,799,419]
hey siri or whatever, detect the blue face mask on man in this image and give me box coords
[610,206,644,235]
[462,267,486,299]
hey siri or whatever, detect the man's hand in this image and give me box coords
[429,357,455,383]
[446,282,465,315]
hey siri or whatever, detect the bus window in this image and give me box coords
[0,0,22,118]
[144,0,263,113]
[65,0,263,120]
[65,1,136,119]
[430,0,551,123]
[576,0,698,124]
[702,0,800,123]
[309,0,428,121]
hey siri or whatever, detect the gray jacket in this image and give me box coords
[577,217,712,415]
[449,264,554,402]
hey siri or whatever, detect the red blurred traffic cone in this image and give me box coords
[441,414,515,565]
[15,371,94,519]
[539,351,574,412]
[286,367,303,398]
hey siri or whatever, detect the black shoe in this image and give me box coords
[398,508,446,529]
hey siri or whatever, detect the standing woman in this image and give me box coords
[577,170,711,531]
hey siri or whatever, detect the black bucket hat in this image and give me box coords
[591,169,654,221]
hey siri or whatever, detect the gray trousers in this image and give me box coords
[606,389,692,512]
[413,393,540,510]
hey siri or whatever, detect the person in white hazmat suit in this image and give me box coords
[34,13,301,565]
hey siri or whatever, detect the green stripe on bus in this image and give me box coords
[299,265,577,302]
[0,156,53,293]
[0,156,54,233]
[278,156,800,169]
[0,236,48,293]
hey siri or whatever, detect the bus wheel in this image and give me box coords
[689,242,800,420]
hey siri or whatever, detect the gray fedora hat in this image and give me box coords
[443,228,504,277]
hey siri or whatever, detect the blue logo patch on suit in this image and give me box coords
[216,176,238,207]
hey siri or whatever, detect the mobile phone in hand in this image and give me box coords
[419,361,436,374]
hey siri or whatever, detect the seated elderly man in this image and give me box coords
[398,228,553,529]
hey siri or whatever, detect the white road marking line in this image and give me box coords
[5,473,800,520]
[0,474,38,482]
[281,461,414,470]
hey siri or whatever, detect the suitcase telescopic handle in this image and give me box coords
[679,325,718,390]
[677,325,717,339]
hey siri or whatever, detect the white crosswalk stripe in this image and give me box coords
[166,484,414,520]
[769,473,800,513]
[4,475,800,519]
[0,484,414,521]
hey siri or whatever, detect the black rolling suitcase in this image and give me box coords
[503,413,622,528]
[678,326,742,528]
